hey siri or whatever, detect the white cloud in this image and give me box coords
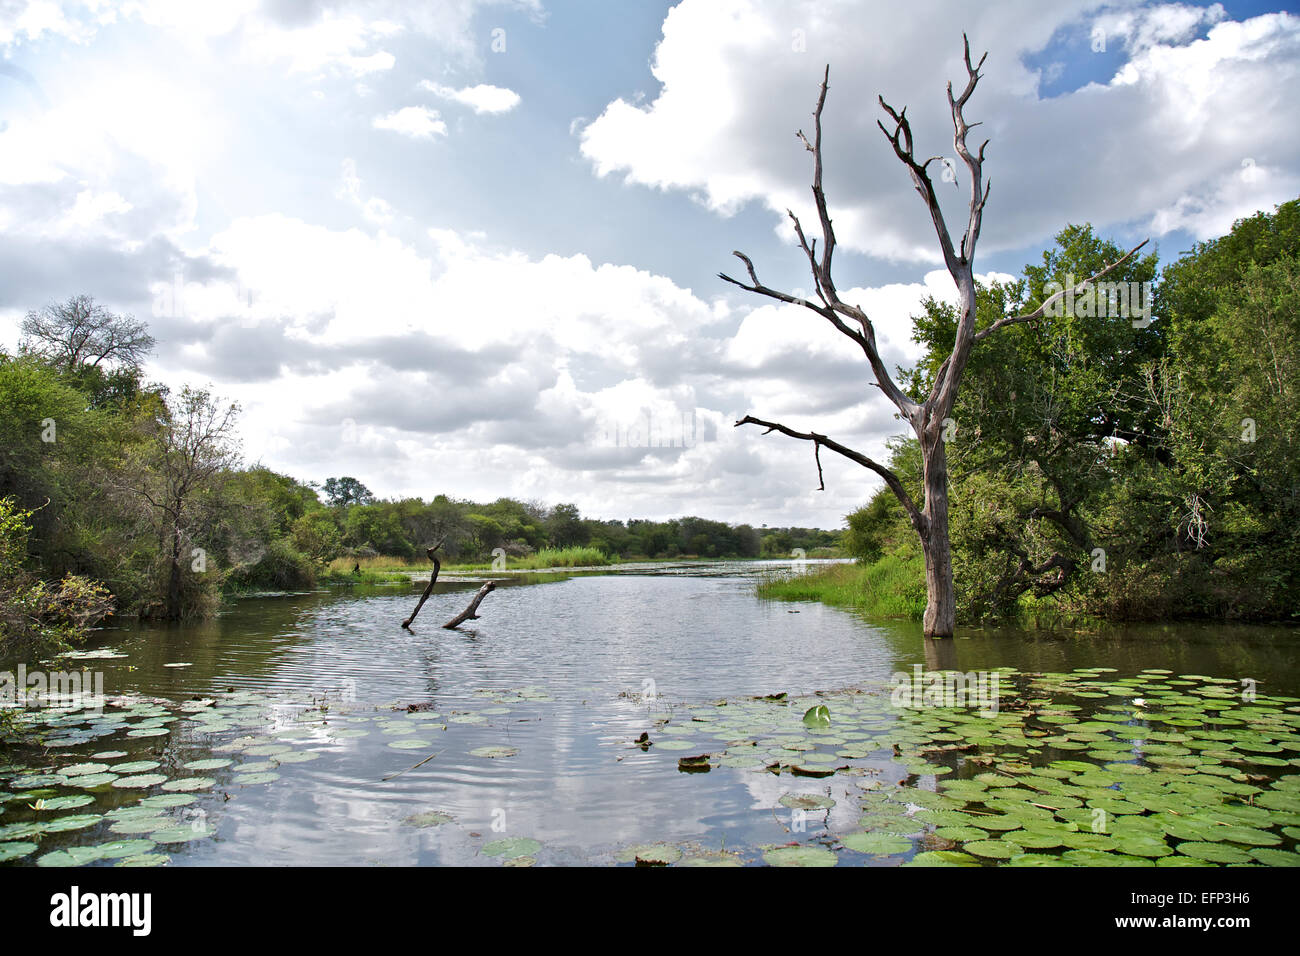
[1094,2,1227,53]
[373,106,448,139]
[420,81,521,114]
[580,0,1300,261]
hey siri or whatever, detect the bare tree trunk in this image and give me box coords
[442,582,496,629]
[920,433,955,638]
[401,546,442,629]
[166,526,183,621]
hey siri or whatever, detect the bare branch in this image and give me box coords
[719,252,863,346]
[973,239,1151,342]
[734,415,924,530]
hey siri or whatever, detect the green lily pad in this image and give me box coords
[231,772,280,785]
[150,826,213,843]
[763,845,837,867]
[41,813,103,833]
[469,746,519,759]
[803,705,831,728]
[633,845,682,865]
[0,841,38,861]
[840,832,912,855]
[403,811,454,827]
[182,758,233,771]
[778,793,835,811]
[483,837,542,859]
[1176,841,1254,863]
[111,774,168,789]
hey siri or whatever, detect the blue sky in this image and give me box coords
[2,1,1297,527]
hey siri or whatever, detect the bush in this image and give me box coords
[225,538,317,591]
[0,497,114,660]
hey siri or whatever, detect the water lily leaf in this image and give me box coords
[779,793,834,810]
[1176,841,1254,863]
[231,772,280,785]
[34,794,94,811]
[469,746,519,759]
[110,761,161,774]
[762,845,837,867]
[633,845,682,866]
[0,841,38,861]
[140,793,196,809]
[93,839,158,859]
[803,705,831,728]
[1248,847,1299,866]
[111,774,168,789]
[41,813,103,833]
[403,811,454,827]
[483,837,542,859]
[276,751,320,763]
[965,840,1020,860]
[110,816,171,835]
[904,850,979,867]
[934,826,987,842]
[36,846,105,866]
[840,832,911,855]
[151,826,213,843]
[182,758,233,771]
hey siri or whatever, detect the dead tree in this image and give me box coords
[722,38,1147,638]
[442,582,496,629]
[400,538,499,630]
[400,545,442,629]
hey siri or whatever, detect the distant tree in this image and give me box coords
[546,502,588,548]
[21,295,155,373]
[322,476,375,508]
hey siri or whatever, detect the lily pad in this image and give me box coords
[482,837,542,859]
[469,746,519,759]
[762,845,837,867]
[840,832,912,855]
[778,793,835,811]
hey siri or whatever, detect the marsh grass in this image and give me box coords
[756,555,927,620]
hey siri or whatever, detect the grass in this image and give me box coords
[322,546,614,582]
[756,553,927,620]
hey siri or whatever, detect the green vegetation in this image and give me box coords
[0,497,113,660]
[799,199,1300,627]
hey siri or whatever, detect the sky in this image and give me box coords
[1,0,1297,528]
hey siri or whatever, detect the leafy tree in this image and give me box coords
[322,476,375,508]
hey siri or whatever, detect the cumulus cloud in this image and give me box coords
[579,0,1300,261]
[420,81,521,114]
